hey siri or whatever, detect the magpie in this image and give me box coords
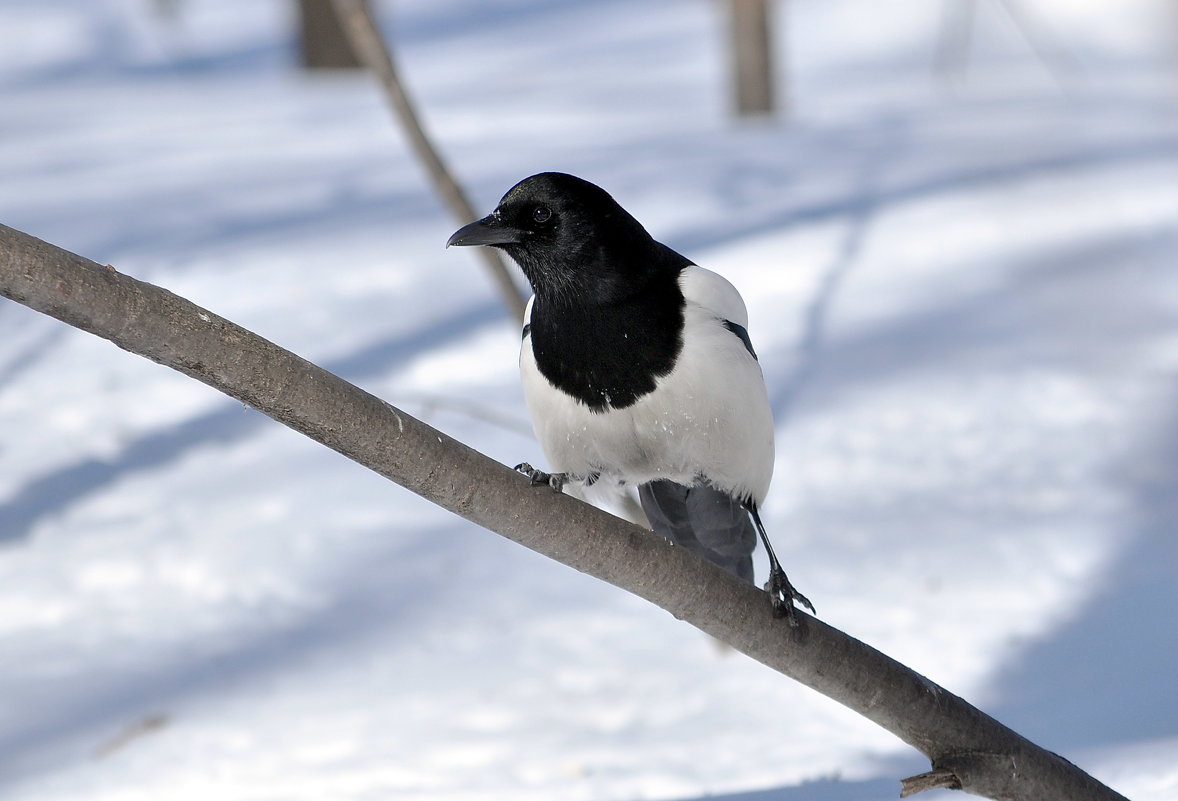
[447,172,812,623]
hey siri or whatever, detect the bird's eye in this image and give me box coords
[532,206,553,224]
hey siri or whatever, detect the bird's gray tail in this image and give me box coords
[638,479,756,584]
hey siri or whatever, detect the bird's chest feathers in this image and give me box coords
[526,293,683,413]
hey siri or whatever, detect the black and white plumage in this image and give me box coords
[447,172,812,622]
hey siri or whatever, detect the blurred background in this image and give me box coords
[1,1,1176,799]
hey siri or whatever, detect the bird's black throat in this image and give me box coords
[527,269,686,412]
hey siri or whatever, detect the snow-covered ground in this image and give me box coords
[2,0,1177,799]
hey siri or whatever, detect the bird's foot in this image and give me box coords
[514,462,568,493]
[765,567,815,627]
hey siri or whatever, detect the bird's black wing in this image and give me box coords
[638,479,757,583]
[722,319,757,360]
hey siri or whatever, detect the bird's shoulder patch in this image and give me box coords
[678,266,758,359]
[678,266,748,326]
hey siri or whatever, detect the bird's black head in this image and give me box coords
[447,172,678,305]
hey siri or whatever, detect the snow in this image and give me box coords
[2,0,1177,799]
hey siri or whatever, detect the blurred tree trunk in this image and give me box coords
[329,0,528,322]
[729,0,779,116]
[298,0,366,69]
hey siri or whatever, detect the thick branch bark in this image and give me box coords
[328,0,527,322]
[0,223,1128,801]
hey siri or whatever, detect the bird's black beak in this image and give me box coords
[446,214,525,248]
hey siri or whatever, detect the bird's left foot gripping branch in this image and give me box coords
[448,172,813,626]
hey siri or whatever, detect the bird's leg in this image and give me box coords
[747,503,815,626]
[514,462,569,493]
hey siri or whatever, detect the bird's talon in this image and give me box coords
[765,569,813,626]
[513,462,544,485]
[514,462,566,493]
[795,592,816,615]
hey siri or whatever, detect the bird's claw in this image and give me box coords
[765,567,815,627]
[514,462,567,493]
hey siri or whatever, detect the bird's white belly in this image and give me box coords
[520,304,775,503]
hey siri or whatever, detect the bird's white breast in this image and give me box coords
[519,266,775,504]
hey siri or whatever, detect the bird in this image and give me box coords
[447,172,812,624]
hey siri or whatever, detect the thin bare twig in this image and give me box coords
[902,768,964,797]
[329,0,527,321]
[93,714,170,759]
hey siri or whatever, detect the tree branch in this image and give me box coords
[328,0,527,322]
[902,768,964,797]
[0,223,1128,801]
